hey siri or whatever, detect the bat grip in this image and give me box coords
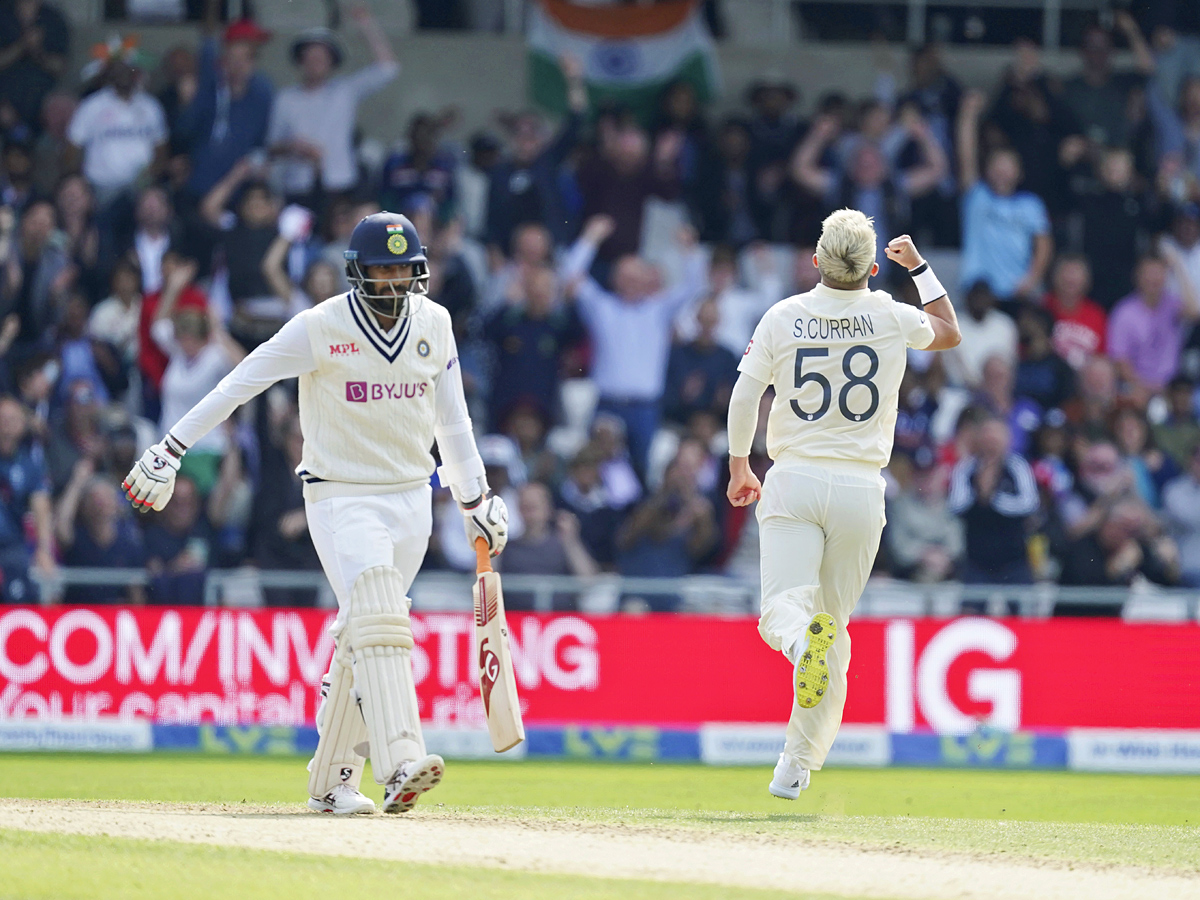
[475,536,493,574]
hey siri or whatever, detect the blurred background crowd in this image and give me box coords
[1,0,1199,610]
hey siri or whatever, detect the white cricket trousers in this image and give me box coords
[305,485,434,617]
[756,457,886,771]
[304,485,434,788]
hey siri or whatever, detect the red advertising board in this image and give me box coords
[1,607,1199,732]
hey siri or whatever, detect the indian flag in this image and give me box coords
[528,0,720,123]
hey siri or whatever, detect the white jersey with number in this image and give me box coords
[738,282,935,469]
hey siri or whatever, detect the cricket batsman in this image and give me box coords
[725,210,961,798]
[122,212,508,815]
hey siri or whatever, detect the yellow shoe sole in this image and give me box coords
[795,613,836,710]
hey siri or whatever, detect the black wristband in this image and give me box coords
[164,434,187,458]
[908,262,929,276]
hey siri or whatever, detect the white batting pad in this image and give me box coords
[306,646,370,799]
[347,566,425,783]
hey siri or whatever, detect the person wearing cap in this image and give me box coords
[266,5,398,204]
[65,52,167,203]
[176,5,273,200]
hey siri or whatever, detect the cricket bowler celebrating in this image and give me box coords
[122,212,508,815]
[726,210,961,799]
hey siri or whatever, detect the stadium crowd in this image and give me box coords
[1,0,1199,609]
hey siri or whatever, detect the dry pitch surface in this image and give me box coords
[2,798,1200,900]
[3,757,1200,900]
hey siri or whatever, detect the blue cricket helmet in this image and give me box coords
[344,212,429,319]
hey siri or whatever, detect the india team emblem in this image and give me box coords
[386,224,408,255]
[417,339,430,357]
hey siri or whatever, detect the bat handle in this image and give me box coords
[475,536,493,574]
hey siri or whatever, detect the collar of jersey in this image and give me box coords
[348,291,412,363]
[811,282,873,299]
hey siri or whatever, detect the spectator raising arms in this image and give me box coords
[575,116,682,266]
[175,9,273,200]
[561,216,707,475]
[267,5,398,204]
[486,55,588,252]
[151,258,244,494]
[792,107,947,272]
[956,90,1053,301]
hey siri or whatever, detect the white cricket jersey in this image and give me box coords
[298,290,454,493]
[738,282,935,470]
[169,292,484,501]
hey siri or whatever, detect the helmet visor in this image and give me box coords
[347,260,429,318]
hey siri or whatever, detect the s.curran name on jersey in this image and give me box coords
[793,315,875,341]
[345,381,429,402]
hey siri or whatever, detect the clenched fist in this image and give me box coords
[123,440,184,513]
[884,234,925,271]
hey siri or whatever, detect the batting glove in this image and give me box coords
[462,494,509,557]
[122,437,185,513]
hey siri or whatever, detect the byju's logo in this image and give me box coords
[345,381,428,402]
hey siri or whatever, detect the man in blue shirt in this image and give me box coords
[176,18,273,201]
[483,263,583,431]
[0,396,54,602]
[956,90,1053,302]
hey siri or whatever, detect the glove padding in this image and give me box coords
[122,441,183,513]
[462,494,509,557]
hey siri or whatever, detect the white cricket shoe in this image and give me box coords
[382,754,445,814]
[307,783,376,815]
[768,752,810,800]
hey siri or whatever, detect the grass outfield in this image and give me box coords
[3,755,1200,899]
[4,753,1200,826]
[0,830,848,900]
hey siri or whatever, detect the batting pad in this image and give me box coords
[347,566,425,783]
[306,646,369,798]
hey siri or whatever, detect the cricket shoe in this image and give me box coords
[794,612,836,710]
[382,754,444,814]
[768,752,810,800]
[307,784,376,815]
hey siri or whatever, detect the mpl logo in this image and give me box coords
[330,343,360,356]
[885,619,1020,734]
[345,382,368,402]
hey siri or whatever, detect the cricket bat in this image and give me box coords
[473,536,525,752]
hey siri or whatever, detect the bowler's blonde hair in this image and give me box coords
[816,209,877,287]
